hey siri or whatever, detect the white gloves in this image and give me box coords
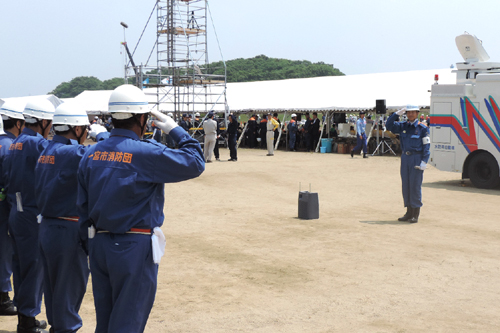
[151,227,166,264]
[395,108,406,116]
[151,111,178,135]
[415,161,427,170]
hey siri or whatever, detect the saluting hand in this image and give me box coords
[395,108,406,116]
[151,111,179,135]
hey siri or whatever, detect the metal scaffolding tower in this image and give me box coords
[124,0,227,118]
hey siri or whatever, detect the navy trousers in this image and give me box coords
[40,218,89,332]
[0,201,12,293]
[228,135,237,160]
[89,233,158,333]
[9,207,44,317]
[400,154,424,208]
[352,133,367,154]
[289,133,296,150]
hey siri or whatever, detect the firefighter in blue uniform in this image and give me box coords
[386,105,430,223]
[77,85,205,333]
[35,102,108,333]
[351,110,369,158]
[3,99,55,332]
[0,101,26,317]
[287,114,298,151]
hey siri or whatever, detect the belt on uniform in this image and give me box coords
[404,151,422,155]
[267,130,274,132]
[97,227,152,235]
[45,216,79,222]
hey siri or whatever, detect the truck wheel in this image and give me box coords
[468,152,500,189]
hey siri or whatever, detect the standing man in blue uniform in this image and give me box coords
[386,105,430,223]
[35,103,108,333]
[77,85,204,333]
[351,111,369,158]
[3,99,55,332]
[287,114,298,151]
[0,101,25,317]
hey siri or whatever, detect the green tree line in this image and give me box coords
[49,55,344,98]
[206,55,344,82]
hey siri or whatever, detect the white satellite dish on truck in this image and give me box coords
[455,33,490,62]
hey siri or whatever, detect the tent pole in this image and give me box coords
[236,118,248,149]
[275,111,287,151]
[315,112,325,153]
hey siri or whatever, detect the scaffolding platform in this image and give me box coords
[126,0,227,117]
[177,79,224,85]
[158,27,205,35]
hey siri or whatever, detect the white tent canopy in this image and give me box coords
[226,68,456,113]
[0,94,63,109]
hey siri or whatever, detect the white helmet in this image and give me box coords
[0,100,26,121]
[406,105,420,111]
[52,102,90,131]
[108,84,149,119]
[195,112,200,117]
[23,99,55,123]
[291,113,297,118]
[167,112,174,117]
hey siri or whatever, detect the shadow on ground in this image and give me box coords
[423,179,500,195]
[359,220,415,225]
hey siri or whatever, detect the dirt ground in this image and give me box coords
[1,147,500,333]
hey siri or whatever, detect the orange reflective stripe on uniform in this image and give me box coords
[57,216,79,222]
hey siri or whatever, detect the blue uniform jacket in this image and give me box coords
[0,132,15,190]
[287,120,298,134]
[35,135,89,218]
[356,118,366,135]
[77,127,204,235]
[386,113,430,163]
[3,128,48,210]
[0,132,16,213]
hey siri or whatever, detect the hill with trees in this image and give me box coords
[207,55,344,82]
[49,55,344,98]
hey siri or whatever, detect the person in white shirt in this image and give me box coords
[266,113,279,156]
[202,112,217,163]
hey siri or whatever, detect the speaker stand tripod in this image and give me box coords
[372,116,396,156]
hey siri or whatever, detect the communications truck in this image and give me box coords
[430,33,500,189]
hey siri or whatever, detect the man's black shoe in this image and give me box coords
[0,292,17,316]
[350,150,354,158]
[398,207,412,221]
[35,319,47,329]
[363,154,369,158]
[17,314,42,333]
[408,207,420,223]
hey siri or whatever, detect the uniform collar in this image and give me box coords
[52,135,78,145]
[4,131,16,140]
[409,119,419,126]
[110,128,140,140]
[22,127,42,137]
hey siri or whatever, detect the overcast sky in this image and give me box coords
[1,0,499,98]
